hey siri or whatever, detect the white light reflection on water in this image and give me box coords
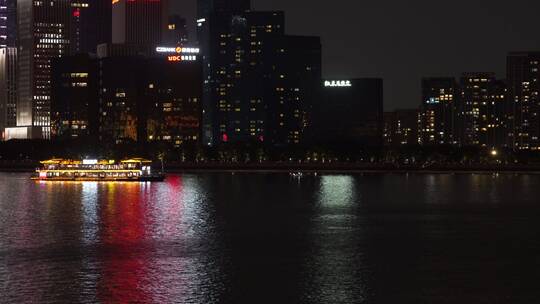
[81,182,99,245]
[303,175,368,303]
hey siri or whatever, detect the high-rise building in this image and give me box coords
[70,0,112,53]
[383,109,420,146]
[197,5,322,146]
[458,73,507,148]
[266,35,322,145]
[51,54,99,139]
[507,52,540,151]
[98,53,202,146]
[112,0,165,47]
[197,0,250,17]
[311,79,384,147]
[211,12,285,144]
[50,49,203,146]
[197,0,252,145]
[17,0,72,139]
[163,15,188,45]
[420,78,458,145]
[0,47,17,138]
[0,0,17,48]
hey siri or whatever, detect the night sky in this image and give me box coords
[171,0,540,111]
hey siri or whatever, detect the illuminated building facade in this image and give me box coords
[420,78,457,145]
[0,47,17,138]
[98,55,202,146]
[50,47,202,146]
[458,73,507,147]
[145,56,202,147]
[197,0,252,145]
[16,0,72,139]
[383,109,420,146]
[507,52,540,150]
[0,0,16,48]
[198,6,322,145]
[50,54,99,139]
[311,79,384,147]
[211,11,285,144]
[112,0,165,47]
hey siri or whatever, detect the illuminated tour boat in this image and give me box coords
[32,158,165,181]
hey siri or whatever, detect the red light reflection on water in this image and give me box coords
[97,182,153,303]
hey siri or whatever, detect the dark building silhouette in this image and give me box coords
[99,55,202,146]
[112,0,165,47]
[383,109,420,146]
[211,12,285,144]
[70,0,112,53]
[197,3,322,146]
[420,78,457,145]
[50,54,99,140]
[458,73,506,148]
[197,0,251,145]
[197,0,251,17]
[17,0,72,139]
[507,52,540,151]
[311,79,383,147]
[51,51,203,146]
[163,15,188,45]
[266,35,322,145]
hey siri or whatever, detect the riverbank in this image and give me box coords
[164,163,540,174]
[3,161,540,174]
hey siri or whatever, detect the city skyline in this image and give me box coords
[175,0,540,110]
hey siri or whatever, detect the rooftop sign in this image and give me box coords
[168,55,197,62]
[156,46,200,54]
[324,80,352,87]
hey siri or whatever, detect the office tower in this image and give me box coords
[50,50,203,145]
[163,15,188,45]
[197,0,251,145]
[383,109,420,146]
[197,0,251,17]
[458,73,507,148]
[1,0,16,47]
[210,11,285,144]
[50,54,99,139]
[420,78,457,145]
[17,0,71,139]
[70,0,112,53]
[198,7,322,146]
[266,35,322,145]
[99,53,202,145]
[311,79,384,147]
[144,57,202,147]
[507,52,540,151]
[112,0,165,47]
[0,47,17,139]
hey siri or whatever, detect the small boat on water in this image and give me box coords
[31,158,165,182]
[290,171,303,178]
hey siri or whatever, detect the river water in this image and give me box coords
[0,172,539,303]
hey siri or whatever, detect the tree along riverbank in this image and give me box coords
[5,160,540,174]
